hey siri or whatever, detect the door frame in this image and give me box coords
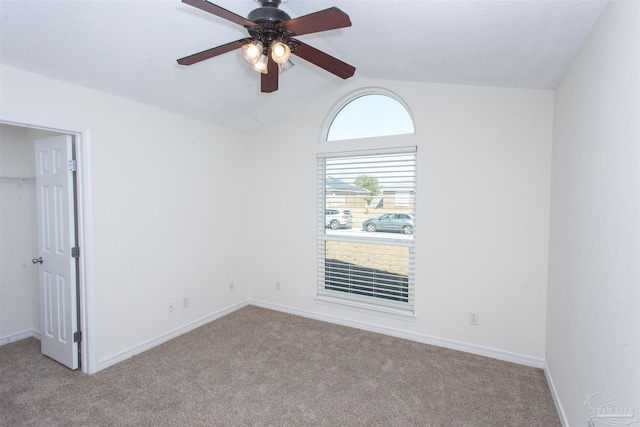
[0,113,97,374]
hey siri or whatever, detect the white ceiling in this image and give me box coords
[0,0,608,131]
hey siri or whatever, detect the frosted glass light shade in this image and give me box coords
[251,54,269,74]
[270,41,291,64]
[278,59,294,73]
[242,41,264,65]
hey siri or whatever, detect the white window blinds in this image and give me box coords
[317,147,417,314]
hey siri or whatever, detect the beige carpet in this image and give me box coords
[1,306,561,426]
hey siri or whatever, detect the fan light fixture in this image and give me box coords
[251,53,269,74]
[177,0,356,93]
[278,59,295,72]
[242,41,264,65]
[244,40,294,74]
[270,41,291,64]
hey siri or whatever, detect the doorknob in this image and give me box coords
[32,257,43,264]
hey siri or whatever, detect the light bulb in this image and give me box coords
[251,54,269,74]
[270,41,291,64]
[242,41,264,65]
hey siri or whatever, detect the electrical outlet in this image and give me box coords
[469,312,479,326]
[183,297,189,309]
[275,281,281,290]
[229,282,234,291]
[169,300,174,313]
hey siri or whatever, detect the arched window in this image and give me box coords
[326,91,415,142]
[317,89,417,316]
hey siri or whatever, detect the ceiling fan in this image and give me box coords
[177,0,356,93]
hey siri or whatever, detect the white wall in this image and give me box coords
[1,65,555,370]
[546,1,640,425]
[0,66,251,365]
[245,78,554,363]
[0,125,38,341]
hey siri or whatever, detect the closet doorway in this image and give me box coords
[0,117,96,373]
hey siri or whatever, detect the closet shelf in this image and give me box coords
[0,176,36,184]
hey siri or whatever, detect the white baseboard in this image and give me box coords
[251,300,563,423]
[544,361,569,426]
[249,299,545,369]
[0,329,40,346]
[2,300,565,425]
[97,301,249,372]
[97,297,543,371]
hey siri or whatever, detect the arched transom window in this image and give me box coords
[326,92,415,142]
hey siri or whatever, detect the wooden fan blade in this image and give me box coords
[283,7,351,36]
[182,0,255,28]
[177,39,245,66]
[293,42,355,79]
[261,58,279,93]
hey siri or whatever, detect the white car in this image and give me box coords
[325,209,353,230]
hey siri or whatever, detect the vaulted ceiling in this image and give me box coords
[0,0,608,131]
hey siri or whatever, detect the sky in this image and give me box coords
[326,94,414,142]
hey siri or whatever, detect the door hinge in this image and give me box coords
[71,247,80,258]
[73,331,82,343]
[68,159,77,172]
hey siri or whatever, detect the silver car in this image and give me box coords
[325,208,353,230]
[362,213,414,234]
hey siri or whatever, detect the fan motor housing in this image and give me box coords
[256,0,282,7]
[249,1,290,24]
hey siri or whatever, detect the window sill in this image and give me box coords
[315,294,416,321]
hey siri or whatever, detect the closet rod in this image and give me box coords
[0,176,36,183]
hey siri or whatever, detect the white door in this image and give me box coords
[33,135,79,370]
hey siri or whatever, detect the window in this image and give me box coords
[317,147,417,315]
[326,93,415,142]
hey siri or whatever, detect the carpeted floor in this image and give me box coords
[1,306,561,426]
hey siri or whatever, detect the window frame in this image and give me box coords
[316,147,417,317]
